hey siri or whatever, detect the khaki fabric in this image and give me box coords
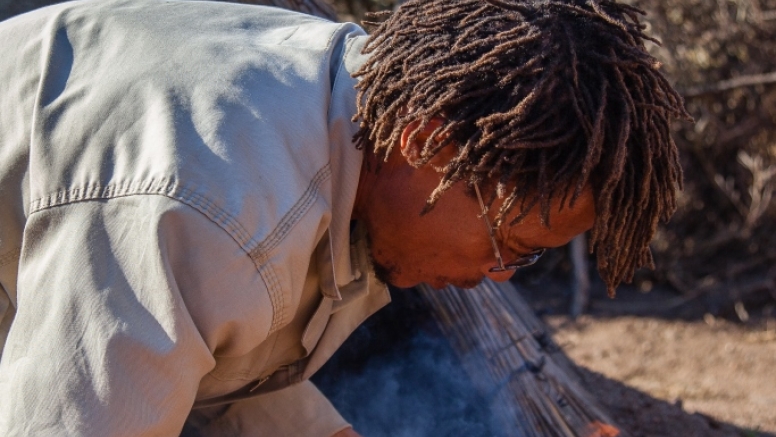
[0,1,389,435]
[185,381,350,437]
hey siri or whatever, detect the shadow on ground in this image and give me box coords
[571,364,774,437]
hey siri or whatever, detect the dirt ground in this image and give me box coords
[520,278,776,437]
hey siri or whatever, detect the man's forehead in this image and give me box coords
[500,187,596,251]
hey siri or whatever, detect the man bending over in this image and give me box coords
[0,0,687,435]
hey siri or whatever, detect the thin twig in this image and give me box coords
[680,71,776,97]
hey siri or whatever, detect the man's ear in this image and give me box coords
[399,117,455,167]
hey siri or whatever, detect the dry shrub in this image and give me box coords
[633,0,776,309]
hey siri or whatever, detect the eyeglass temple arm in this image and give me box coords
[473,182,506,270]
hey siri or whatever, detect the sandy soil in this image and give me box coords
[521,279,776,437]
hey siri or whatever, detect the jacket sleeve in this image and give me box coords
[0,195,275,436]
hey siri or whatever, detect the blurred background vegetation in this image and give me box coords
[2,0,774,318]
[636,0,776,318]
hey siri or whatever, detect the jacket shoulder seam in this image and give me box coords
[27,166,332,333]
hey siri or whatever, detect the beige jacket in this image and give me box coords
[0,1,389,435]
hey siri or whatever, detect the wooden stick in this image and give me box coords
[570,234,591,319]
[680,71,776,97]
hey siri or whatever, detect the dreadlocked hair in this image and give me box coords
[352,0,691,296]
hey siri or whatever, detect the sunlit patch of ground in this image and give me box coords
[548,315,776,435]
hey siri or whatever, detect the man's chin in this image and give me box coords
[367,254,482,290]
[378,276,483,290]
[379,276,420,289]
[423,278,483,290]
[451,279,483,289]
[370,264,423,289]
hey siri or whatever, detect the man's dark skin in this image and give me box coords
[338,119,596,437]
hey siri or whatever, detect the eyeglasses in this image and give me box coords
[473,181,546,273]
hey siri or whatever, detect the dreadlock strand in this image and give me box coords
[588,0,637,42]
[573,85,608,200]
[353,0,687,294]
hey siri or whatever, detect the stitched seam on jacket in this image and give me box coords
[27,164,332,334]
[26,177,281,321]
[0,248,21,268]
[257,262,283,333]
[28,179,257,248]
[249,164,331,257]
[249,164,332,332]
